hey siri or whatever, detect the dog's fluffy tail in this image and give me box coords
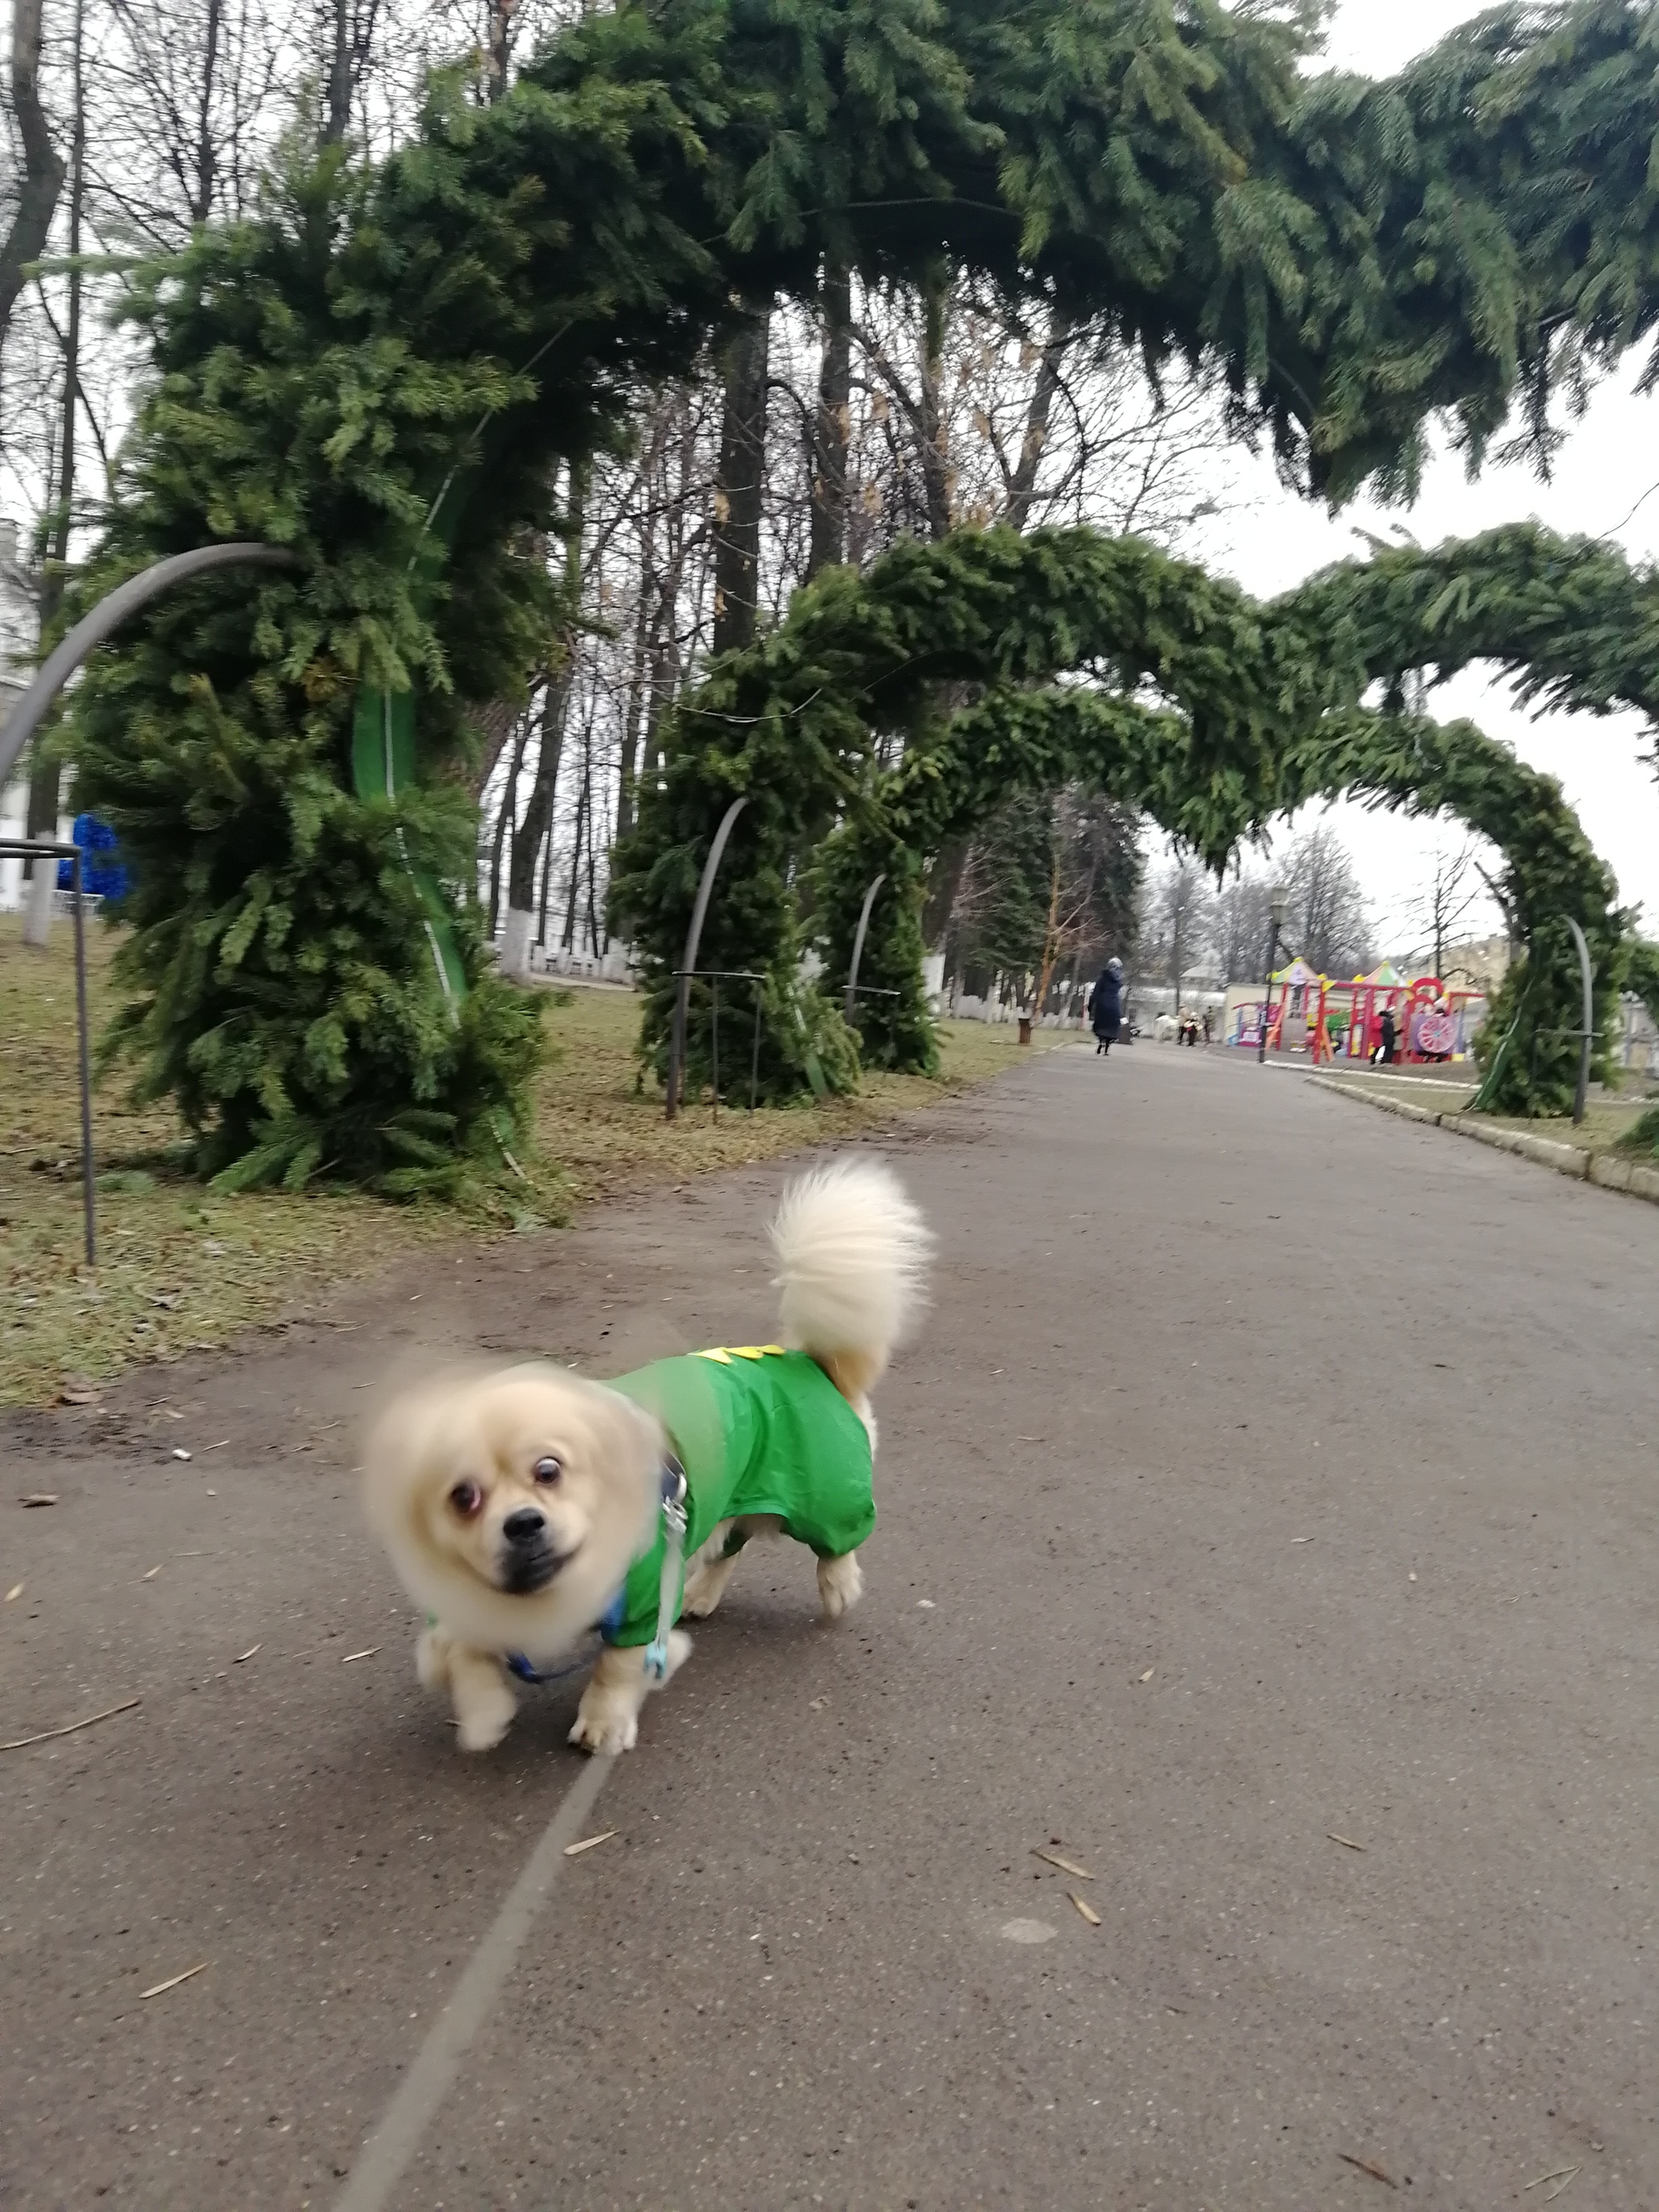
[770,1154,932,1407]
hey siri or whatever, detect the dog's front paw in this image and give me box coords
[817,1551,864,1620]
[455,1689,517,1753]
[568,1692,641,1755]
[450,1663,517,1753]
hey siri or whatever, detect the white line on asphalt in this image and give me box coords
[332,1753,615,2212]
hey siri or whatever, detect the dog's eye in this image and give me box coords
[449,1480,484,1518]
[531,1455,562,1486]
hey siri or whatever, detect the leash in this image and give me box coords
[642,1454,689,1682]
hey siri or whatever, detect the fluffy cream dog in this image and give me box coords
[363,1155,930,1754]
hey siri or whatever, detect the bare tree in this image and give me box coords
[710,305,770,656]
[805,262,851,579]
[1280,824,1372,977]
[1210,866,1275,983]
[1397,838,1487,979]
[0,0,64,382]
[1140,853,1214,1010]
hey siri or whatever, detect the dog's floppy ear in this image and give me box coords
[360,1372,470,1541]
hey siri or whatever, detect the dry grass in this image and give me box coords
[1319,1068,1653,1157]
[1,916,1068,1406]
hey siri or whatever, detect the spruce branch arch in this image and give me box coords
[63,0,1659,1182]
[617,519,1642,1114]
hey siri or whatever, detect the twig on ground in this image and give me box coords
[1337,2152,1397,2188]
[139,1961,210,2001]
[563,1830,617,1858]
[1033,1847,1094,1880]
[2,1697,142,1751]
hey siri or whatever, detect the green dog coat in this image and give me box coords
[604,1347,874,1649]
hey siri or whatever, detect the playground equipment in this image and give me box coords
[1228,960,1486,1065]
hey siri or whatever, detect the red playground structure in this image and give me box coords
[1233,959,1483,1064]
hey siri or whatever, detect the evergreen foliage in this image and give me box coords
[65,0,1659,1178]
[620,520,1640,1115]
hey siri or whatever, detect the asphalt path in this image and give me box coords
[3,1043,1657,2210]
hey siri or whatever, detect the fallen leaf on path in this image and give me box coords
[1337,2152,1397,2188]
[233,1645,260,1663]
[139,1962,210,2001]
[1033,1847,1094,1880]
[1328,1832,1368,1852]
[19,1494,58,1509]
[141,1565,161,1582]
[1291,1536,1316,1544]
[1139,1668,1154,1682]
[1525,2167,1581,2199]
[5,1582,23,1602]
[1069,1893,1101,1926]
[2,1697,141,1751]
[563,1830,617,1858]
[341,1647,379,1663]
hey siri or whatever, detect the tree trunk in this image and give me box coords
[711,305,770,657]
[1004,305,1072,530]
[321,0,382,146]
[0,0,65,378]
[501,677,569,980]
[486,714,531,938]
[323,0,352,143]
[916,282,953,543]
[463,697,518,804]
[1033,841,1063,1022]
[23,0,83,944]
[922,837,971,956]
[485,0,518,100]
[192,0,224,221]
[1172,914,1183,1026]
[535,811,555,948]
[582,741,601,954]
[501,472,583,981]
[806,263,851,579]
[614,503,657,850]
[561,767,588,954]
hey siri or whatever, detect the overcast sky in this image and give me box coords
[1192,0,1659,959]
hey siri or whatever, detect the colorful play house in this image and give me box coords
[1225,959,1486,1063]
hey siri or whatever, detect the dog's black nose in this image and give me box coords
[501,1508,547,1546]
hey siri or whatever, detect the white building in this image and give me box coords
[0,519,52,913]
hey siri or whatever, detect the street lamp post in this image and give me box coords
[1257,886,1288,1065]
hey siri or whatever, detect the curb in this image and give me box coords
[1308,1077,1659,1208]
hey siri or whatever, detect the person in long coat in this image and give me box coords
[1088,959,1124,1055]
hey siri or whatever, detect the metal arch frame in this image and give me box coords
[1565,916,1596,1126]
[0,542,300,785]
[664,795,748,1121]
[842,872,886,1023]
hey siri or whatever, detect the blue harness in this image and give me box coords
[503,1455,688,1686]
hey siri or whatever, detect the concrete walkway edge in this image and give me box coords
[1309,1074,1659,1206]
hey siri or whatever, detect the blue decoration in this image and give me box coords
[58,813,128,901]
